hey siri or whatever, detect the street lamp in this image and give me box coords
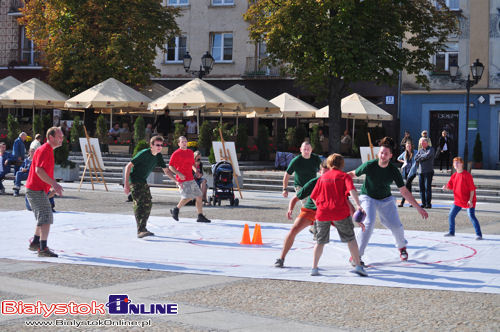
[183,51,215,79]
[449,58,484,167]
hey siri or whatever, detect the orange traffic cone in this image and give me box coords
[240,224,251,245]
[251,224,263,245]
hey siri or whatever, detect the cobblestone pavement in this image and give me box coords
[0,182,499,331]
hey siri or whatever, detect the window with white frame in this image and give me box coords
[20,26,38,66]
[165,36,187,63]
[436,0,460,11]
[211,32,233,62]
[434,43,458,72]
[167,0,188,6]
[212,0,234,5]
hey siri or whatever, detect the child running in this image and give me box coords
[442,157,483,240]
[309,154,367,277]
[274,161,329,268]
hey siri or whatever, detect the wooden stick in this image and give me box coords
[226,148,243,198]
[367,132,375,160]
[218,128,243,199]
[78,148,91,191]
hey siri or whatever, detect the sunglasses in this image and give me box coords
[195,158,201,161]
[154,144,163,147]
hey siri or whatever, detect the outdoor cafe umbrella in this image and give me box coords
[316,93,393,148]
[225,84,280,127]
[139,83,170,101]
[65,77,152,128]
[148,78,242,133]
[269,92,317,127]
[0,78,68,126]
[0,76,21,94]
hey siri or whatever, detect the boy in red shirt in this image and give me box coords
[169,136,210,223]
[442,157,482,240]
[310,154,367,277]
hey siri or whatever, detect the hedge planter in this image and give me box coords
[54,165,80,182]
[108,145,130,154]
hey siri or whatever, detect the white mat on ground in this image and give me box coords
[1,210,499,294]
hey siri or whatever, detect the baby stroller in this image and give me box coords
[209,161,239,206]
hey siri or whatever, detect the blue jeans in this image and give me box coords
[448,204,482,237]
[419,171,434,206]
[14,171,29,187]
[0,171,6,190]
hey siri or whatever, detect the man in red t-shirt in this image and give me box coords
[310,154,367,277]
[169,136,210,223]
[26,127,64,257]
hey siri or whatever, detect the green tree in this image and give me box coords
[7,114,20,146]
[70,116,84,144]
[95,114,108,142]
[310,125,322,154]
[42,113,52,136]
[54,137,75,168]
[33,115,43,138]
[286,127,298,150]
[245,0,457,153]
[134,116,146,144]
[20,0,180,95]
[257,125,270,161]
[198,120,213,155]
[235,124,249,160]
[173,123,185,142]
[133,139,150,157]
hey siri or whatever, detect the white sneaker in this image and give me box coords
[12,185,20,190]
[351,265,368,277]
[310,268,320,276]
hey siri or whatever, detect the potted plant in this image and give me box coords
[134,116,146,144]
[54,138,79,182]
[310,125,322,154]
[473,133,483,169]
[7,113,20,146]
[198,120,212,156]
[95,114,108,152]
[257,125,270,161]
[235,124,249,160]
[33,115,43,139]
[70,116,84,152]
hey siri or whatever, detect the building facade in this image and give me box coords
[401,0,500,169]
[153,0,399,140]
[0,0,44,81]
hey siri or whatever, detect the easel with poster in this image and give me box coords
[78,126,108,192]
[212,128,243,199]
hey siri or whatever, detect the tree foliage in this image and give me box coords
[245,0,458,153]
[134,116,146,144]
[20,0,180,95]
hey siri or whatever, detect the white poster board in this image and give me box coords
[360,146,380,164]
[212,141,241,176]
[79,137,105,170]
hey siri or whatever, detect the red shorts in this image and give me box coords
[298,207,316,225]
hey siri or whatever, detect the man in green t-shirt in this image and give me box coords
[348,137,428,264]
[124,136,176,238]
[282,142,322,200]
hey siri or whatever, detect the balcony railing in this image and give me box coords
[7,0,24,15]
[2,48,41,67]
[244,57,283,77]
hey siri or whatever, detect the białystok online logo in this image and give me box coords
[1,295,178,318]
